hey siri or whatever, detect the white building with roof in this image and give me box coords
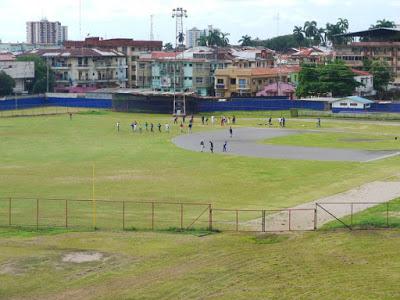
[25,48,127,92]
[0,53,34,94]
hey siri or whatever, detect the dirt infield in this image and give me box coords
[173,127,400,162]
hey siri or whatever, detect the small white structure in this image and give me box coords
[352,69,375,96]
[332,96,374,112]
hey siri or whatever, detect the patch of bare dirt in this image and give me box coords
[62,252,103,263]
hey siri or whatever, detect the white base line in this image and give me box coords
[364,152,400,163]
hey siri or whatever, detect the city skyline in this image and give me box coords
[0,0,400,44]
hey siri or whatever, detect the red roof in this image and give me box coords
[351,69,371,76]
[0,52,15,61]
[25,48,125,57]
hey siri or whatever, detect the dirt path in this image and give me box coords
[243,181,400,231]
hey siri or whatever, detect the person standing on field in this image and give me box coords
[209,141,214,153]
[150,123,154,132]
[229,126,233,138]
[317,118,321,128]
[157,123,162,132]
[200,140,205,152]
[165,123,170,132]
[116,121,120,132]
[223,141,228,152]
[188,122,193,133]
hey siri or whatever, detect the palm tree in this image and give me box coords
[337,18,349,32]
[293,26,304,47]
[208,29,222,47]
[316,27,326,46]
[220,32,230,47]
[303,21,318,42]
[197,35,208,47]
[370,19,396,29]
[238,35,253,46]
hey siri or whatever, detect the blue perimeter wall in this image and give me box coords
[2,95,400,113]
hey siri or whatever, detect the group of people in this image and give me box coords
[200,140,228,153]
[115,121,171,133]
[199,115,236,126]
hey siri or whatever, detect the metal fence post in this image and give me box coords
[262,210,266,232]
[122,201,125,230]
[8,197,11,226]
[350,203,353,229]
[314,208,317,230]
[208,204,212,231]
[236,210,239,232]
[151,202,155,230]
[180,204,184,230]
[386,202,389,228]
[65,199,68,228]
[36,198,39,230]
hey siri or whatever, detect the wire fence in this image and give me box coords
[0,106,103,118]
[1,197,399,232]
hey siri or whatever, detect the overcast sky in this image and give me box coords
[1,0,400,44]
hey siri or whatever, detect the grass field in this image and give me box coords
[1,228,400,299]
[263,131,400,150]
[2,110,400,298]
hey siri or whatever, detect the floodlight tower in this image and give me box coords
[171,7,188,116]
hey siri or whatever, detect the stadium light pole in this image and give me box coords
[172,7,187,115]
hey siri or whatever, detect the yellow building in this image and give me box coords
[214,67,299,98]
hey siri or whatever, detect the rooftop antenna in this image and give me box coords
[150,15,154,41]
[274,12,280,37]
[79,0,82,39]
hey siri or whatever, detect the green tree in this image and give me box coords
[293,26,305,47]
[0,71,15,96]
[163,43,174,51]
[197,35,208,46]
[369,60,394,94]
[16,55,55,94]
[296,61,360,98]
[220,32,230,47]
[370,19,396,29]
[262,34,309,51]
[238,35,253,46]
[325,18,350,45]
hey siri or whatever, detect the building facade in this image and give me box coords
[214,67,300,98]
[0,53,35,94]
[334,28,400,87]
[26,48,127,92]
[186,27,206,48]
[26,19,68,45]
[64,37,163,88]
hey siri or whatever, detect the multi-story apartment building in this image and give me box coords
[335,28,400,86]
[214,66,300,98]
[25,48,127,92]
[186,25,215,48]
[0,53,35,94]
[230,48,275,68]
[26,19,68,45]
[64,37,162,88]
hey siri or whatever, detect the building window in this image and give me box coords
[340,102,347,106]
[196,77,203,84]
[350,103,358,107]
[217,78,224,84]
[238,79,247,89]
[230,78,236,85]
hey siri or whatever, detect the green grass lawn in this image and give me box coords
[263,131,400,151]
[0,229,399,299]
[2,111,400,298]
[2,111,400,231]
[323,198,400,230]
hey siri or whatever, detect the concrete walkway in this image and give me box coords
[172,127,400,162]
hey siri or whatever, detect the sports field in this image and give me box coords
[1,110,400,299]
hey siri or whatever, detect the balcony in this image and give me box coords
[76,64,90,69]
[215,83,226,89]
[237,85,250,90]
[51,63,70,70]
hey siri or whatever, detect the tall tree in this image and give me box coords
[16,55,55,94]
[197,35,208,47]
[220,32,230,47]
[303,21,318,44]
[370,19,396,29]
[369,60,394,94]
[293,26,305,47]
[325,18,350,45]
[238,35,253,46]
[296,61,360,98]
[0,71,15,96]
